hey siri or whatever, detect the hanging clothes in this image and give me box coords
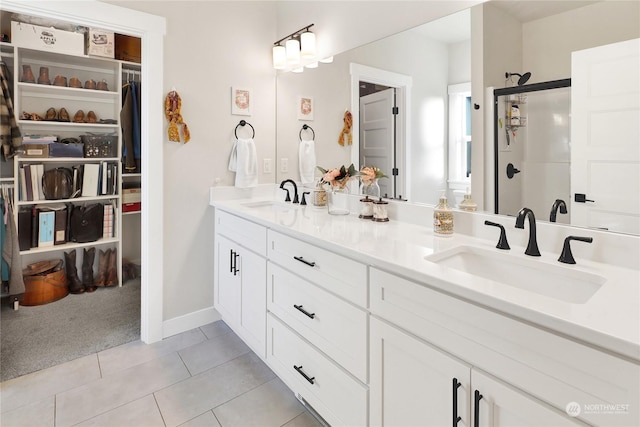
[121,79,142,172]
[1,198,24,300]
[0,61,22,160]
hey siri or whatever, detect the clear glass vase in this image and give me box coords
[327,187,350,215]
[361,179,380,198]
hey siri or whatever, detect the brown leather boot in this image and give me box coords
[21,65,35,83]
[105,248,118,287]
[64,249,85,294]
[37,66,51,85]
[82,247,97,292]
[53,75,67,87]
[95,248,110,287]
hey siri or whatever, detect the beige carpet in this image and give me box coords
[0,278,140,382]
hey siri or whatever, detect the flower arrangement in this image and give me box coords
[359,166,388,185]
[317,163,360,190]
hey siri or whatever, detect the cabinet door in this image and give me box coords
[239,248,266,358]
[215,235,241,325]
[471,369,588,427]
[370,317,471,427]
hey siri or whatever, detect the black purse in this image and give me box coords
[69,204,104,243]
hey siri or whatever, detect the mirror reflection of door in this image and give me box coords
[359,84,396,199]
[571,38,640,235]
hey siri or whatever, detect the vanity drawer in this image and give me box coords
[266,313,368,427]
[267,262,368,383]
[267,230,367,307]
[215,210,267,256]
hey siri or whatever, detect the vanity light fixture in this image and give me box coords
[272,44,287,70]
[305,61,318,69]
[292,67,304,73]
[319,56,334,64]
[273,24,316,69]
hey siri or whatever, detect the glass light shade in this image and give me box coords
[292,66,304,73]
[272,45,286,69]
[300,31,316,59]
[305,61,318,69]
[319,56,334,64]
[286,39,300,64]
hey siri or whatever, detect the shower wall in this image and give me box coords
[497,87,571,222]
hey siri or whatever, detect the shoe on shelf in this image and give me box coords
[73,110,85,123]
[86,111,97,123]
[37,66,51,85]
[96,79,109,91]
[58,107,70,122]
[69,77,82,88]
[53,75,67,87]
[84,79,96,90]
[44,107,57,121]
[20,65,36,83]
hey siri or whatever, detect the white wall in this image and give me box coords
[109,1,277,324]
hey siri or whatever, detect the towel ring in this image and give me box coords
[235,120,255,139]
[299,124,315,141]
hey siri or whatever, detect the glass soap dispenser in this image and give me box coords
[434,192,454,236]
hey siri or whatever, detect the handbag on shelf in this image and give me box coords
[42,167,73,200]
[81,134,118,158]
[69,203,104,243]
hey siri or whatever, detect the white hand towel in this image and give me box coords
[231,138,258,188]
[298,138,316,185]
[228,140,237,172]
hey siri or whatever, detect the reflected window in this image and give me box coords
[448,82,472,189]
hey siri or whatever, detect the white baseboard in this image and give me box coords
[162,306,221,338]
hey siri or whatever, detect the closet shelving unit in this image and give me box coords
[2,41,141,295]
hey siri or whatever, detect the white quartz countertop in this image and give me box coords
[211,197,640,362]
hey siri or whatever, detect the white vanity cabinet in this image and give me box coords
[266,229,369,426]
[214,211,267,358]
[370,268,637,427]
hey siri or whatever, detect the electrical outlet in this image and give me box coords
[263,158,272,174]
[281,158,288,173]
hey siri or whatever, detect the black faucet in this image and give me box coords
[558,236,593,264]
[279,179,299,203]
[484,221,510,250]
[549,199,568,222]
[515,208,541,256]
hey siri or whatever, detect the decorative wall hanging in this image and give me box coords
[338,110,353,146]
[231,86,251,116]
[164,89,190,143]
[297,95,314,120]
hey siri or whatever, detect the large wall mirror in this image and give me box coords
[276,0,639,235]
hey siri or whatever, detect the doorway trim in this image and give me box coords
[3,1,166,343]
[349,63,412,199]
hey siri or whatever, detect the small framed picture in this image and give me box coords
[231,87,251,116]
[297,95,314,121]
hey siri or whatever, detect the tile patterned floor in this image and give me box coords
[0,321,323,427]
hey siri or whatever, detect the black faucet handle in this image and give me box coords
[293,192,299,204]
[282,188,291,202]
[484,220,510,250]
[558,236,593,264]
[301,192,310,205]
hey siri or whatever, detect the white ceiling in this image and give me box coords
[411,0,600,45]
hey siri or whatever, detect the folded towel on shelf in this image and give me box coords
[228,137,258,188]
[298,138,316,185]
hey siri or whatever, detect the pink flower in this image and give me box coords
[360,167,376,185]
[323,168,340,183]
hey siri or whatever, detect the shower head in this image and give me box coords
[505,72,532,86]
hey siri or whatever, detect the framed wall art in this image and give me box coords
[297,95,314,121]
[231,86,251,116]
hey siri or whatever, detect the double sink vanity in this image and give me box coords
[210,186,639,427]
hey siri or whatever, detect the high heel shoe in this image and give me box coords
[58,108,71,122]
[73,110,86,123]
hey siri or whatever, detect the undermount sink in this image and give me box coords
[241,200,299,212]
[425,245,605,304]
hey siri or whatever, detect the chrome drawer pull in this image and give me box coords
[293,365,315,384]
[293,304,316,319]
[293,256,316,267]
